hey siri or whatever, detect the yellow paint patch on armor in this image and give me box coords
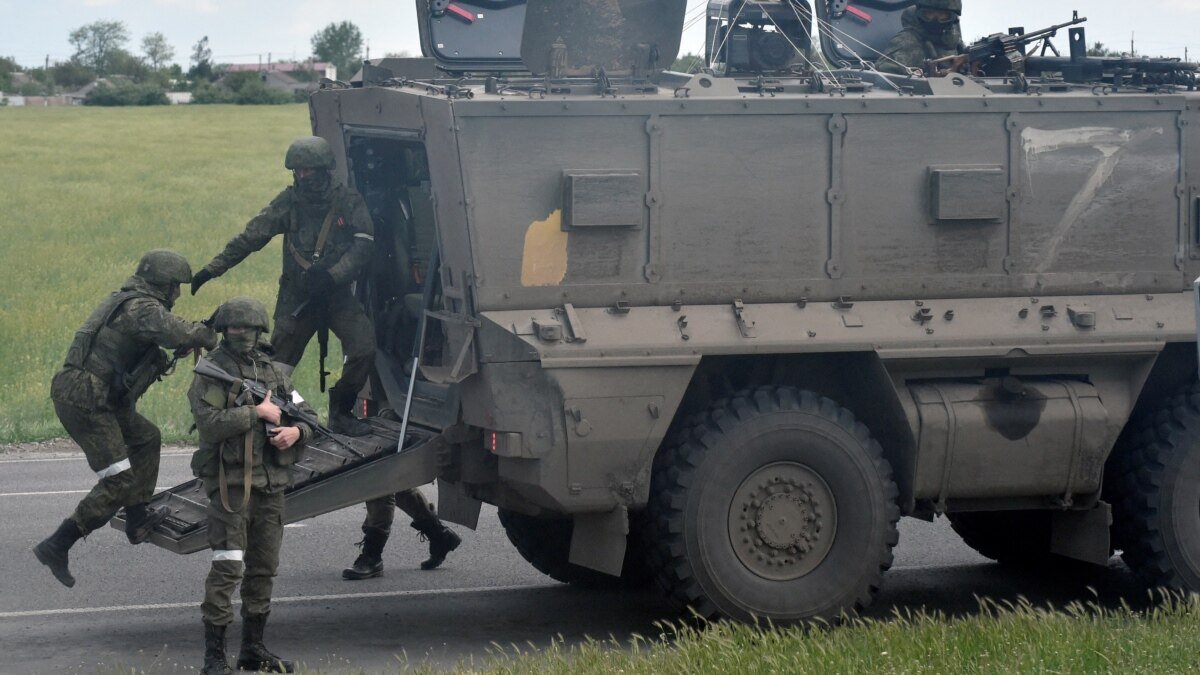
[521,210,568,287]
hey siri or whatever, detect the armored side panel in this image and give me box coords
[312,73,1200,523]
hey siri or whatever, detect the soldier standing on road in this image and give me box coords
[877,0,965,75]
[191,297,310,675]
[190,136,376,438]
[33,250,218,588]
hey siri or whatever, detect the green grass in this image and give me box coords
[0,104,338,443]
[468,597,1200,674]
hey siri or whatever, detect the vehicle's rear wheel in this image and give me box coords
[1110,380,1200,590]
[644,386,899,623]
[947,510,1057,565]
[497,508,653,588]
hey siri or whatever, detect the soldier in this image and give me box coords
[190,136,376,437]
[342,490,462,579]
[191,297,310,675]
[876,0,965,75]
[33,250,218,588]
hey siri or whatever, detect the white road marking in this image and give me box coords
[0,486,177,497]
[0,453,191,464]
[284,523,307,528]
[0,583,555,619]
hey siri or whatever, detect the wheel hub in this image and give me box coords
[728,462,837,581]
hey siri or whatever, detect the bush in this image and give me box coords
[191,73,293,105]
[83,81,169,106]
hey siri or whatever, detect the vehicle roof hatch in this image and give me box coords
[815,0,915,69]
[520,0,688,80]
[416,0,530,73]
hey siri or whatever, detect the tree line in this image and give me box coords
[1,20,368,106]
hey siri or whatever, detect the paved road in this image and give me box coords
[0,452,1145,673]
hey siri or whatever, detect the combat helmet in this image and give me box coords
[916,0,961,14]
[136,249,193,286]
[212,296,271,333]
[284,136,335,171]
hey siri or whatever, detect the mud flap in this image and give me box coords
[568,505,628,576]
[1050,502,1113,566]
[1194,276,1200,376]
[111,418,446,554]
[436,477,482,530]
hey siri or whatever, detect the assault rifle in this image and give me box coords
[924,12,1087,78]
[194,356,365,458]
[291,299,332,392]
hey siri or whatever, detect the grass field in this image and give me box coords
[471,598,1200,674]
[0,104,329,443]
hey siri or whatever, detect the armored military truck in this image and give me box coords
[138,0,1200,624]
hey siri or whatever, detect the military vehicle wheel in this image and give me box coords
[497,508,653,589]
[1110,380,1200,590]
[947,511,1057,565]
[645,386,899,623]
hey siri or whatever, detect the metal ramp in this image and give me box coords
[112,418,446,554]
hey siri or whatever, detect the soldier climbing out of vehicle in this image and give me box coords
[191,136,377,437]
[876,0,965,75]
[33,249,218,588]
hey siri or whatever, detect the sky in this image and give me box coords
[3,1,1200,70]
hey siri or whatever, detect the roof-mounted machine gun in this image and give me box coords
[924,12,1086,78]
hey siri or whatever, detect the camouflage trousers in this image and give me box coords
[271,290,376,403]
[202,482,284,626]
[362,488,437,535]
[53,400,161,536]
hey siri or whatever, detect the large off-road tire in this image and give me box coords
[644,386,900,623]
[947,511,1056,565]
[1110,380,1200,590]
[497,508,653,588]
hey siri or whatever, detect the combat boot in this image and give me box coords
[124,502,170,545]
[201,621,233,675]
[341,527,388,580]
[413,518,462,570]
[32,519,82,588]
[328,390,373,437]
[237,613,295,673]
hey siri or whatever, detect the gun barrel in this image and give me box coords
[1020,16,1087,43]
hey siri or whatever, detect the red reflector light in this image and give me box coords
[846,5,872,23]
[488,431,499,453]
[447,3,475,22]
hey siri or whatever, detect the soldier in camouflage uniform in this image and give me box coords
[33,250,217,588]
[191,297,312,675]
[191,136,376,438]
[877,0,965,75]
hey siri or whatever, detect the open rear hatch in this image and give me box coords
[113,419,446,554]
[816,0,914,67]
[413,0,686,76]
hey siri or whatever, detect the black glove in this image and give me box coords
[191,269,214,296]
[303,268,335,295]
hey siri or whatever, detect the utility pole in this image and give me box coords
[44,54,49,71]
[268,52,272,70]
[1130,32,1135,57]
[366,38,371,61]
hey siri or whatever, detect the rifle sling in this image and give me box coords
[287,190,342,271]
[219,378,253,513]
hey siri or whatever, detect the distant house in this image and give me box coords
[222,60,338,82]
[215,67,319,98]
[21,95,78,106]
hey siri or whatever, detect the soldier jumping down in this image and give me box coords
[33,250,218,588]
[190,297,309,675]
